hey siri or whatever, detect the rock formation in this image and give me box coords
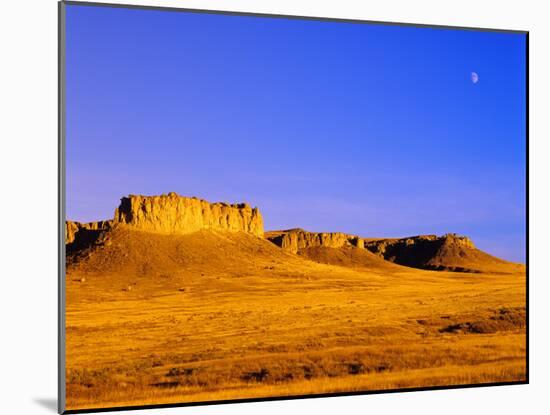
[265,228,363,254]
[363,233,509,272]
[66,193,264,254]
[65,220,112,244]
[65,193,521,274]
[364,234,474,260]
[113,193,264,237]
[265,230,518,273]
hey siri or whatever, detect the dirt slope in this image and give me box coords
[67,224,294,277]
[297,246,404,271]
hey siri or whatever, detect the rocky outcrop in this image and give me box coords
[364,233,483,271]
[66,221,79,245]
[265,228,363,254]
[66,193,264,248]
[365,233,474,256]
[65,220,112,244]
[266,230,512,273]
[64,193,520,274]
[113,193,264,237]
[266,231,481,270]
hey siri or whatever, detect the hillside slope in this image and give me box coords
[298,246,404,271]
[364,234,524,274]
[67,225,294,276]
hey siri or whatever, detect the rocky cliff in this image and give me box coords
[113,193,264,237]
[364,233,474,257]
[65,220,112,245]
[265,228,363,254]
[265,230,513,273]
[364,233,490,272]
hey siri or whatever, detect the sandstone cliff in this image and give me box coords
[113,193,264,237]
[367,234,452,254]
[66,193,264,250]
[65,220,112,245]
[364,233,474,258]
[265,228,363,254]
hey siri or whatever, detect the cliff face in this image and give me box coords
[440,233,475,249]
[65,220,112,245]
[365,234,475,257]
[66,221,79,245]
[265,229,363,254]
[113,193,264,237]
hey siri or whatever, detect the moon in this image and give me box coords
[471,72,479,84]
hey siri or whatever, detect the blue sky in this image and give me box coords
[65,5,526,262]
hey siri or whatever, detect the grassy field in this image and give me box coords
[65,229,526,410]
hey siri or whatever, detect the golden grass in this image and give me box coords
[72,360,525,409]
[65,231,526,410]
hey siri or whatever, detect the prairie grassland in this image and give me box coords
[65,230,526,410]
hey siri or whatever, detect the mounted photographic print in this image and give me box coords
[59,1,528,413]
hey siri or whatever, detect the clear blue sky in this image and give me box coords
[65,4,526,262]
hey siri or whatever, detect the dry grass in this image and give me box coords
[65,230,526,410]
